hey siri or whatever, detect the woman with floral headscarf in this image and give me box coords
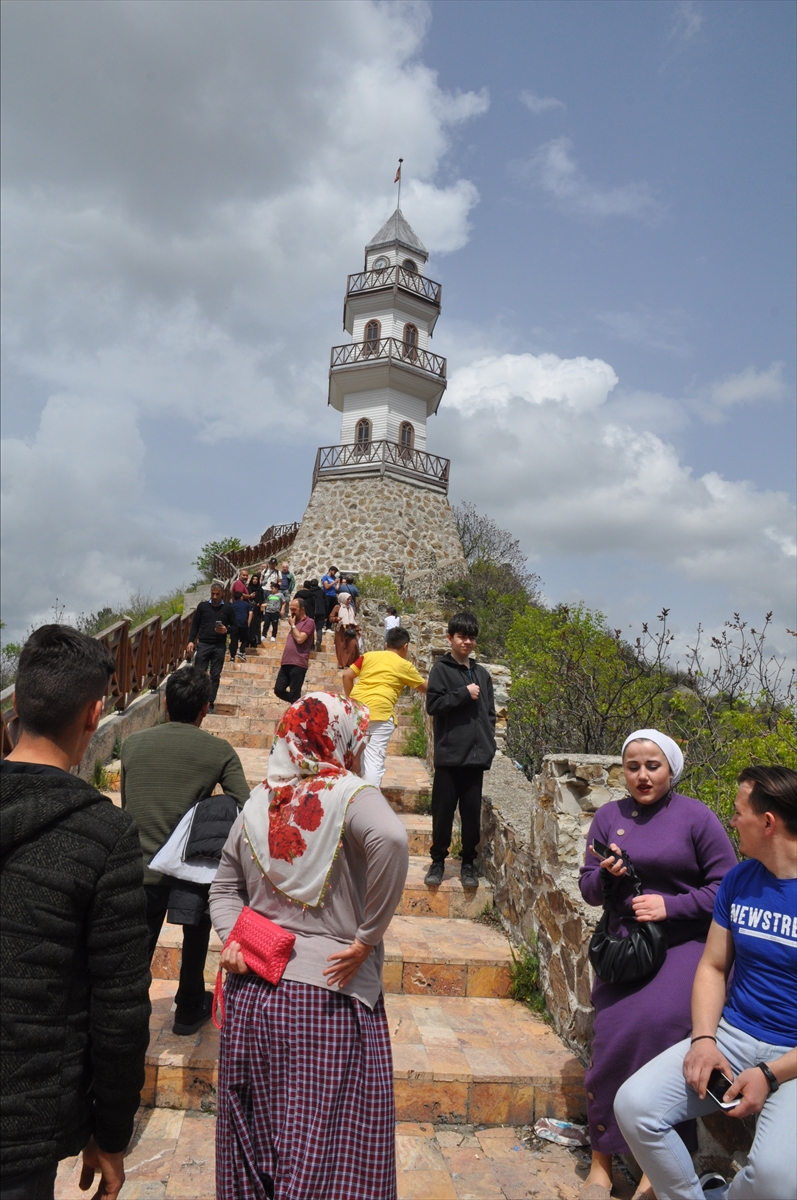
[209,693,409,1200]
[576,730,737,1200]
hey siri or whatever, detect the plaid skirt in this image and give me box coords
[215,975,396,1200]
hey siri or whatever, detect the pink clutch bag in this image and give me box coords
[212,906,296,1028]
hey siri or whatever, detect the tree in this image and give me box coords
[193,537,243,582]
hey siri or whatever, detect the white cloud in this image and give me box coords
[520,90,566,115]
[517,137,666,223]
[435,351,796,622]
[710,363,786,407]
[670,1,704,43]
[1,0,489,634]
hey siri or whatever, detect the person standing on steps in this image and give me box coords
[121,666,249,1037]
[307,578,327,650]
[228,589,252,662]
[1,625,151,1200]
[274,596,315,704]
[263,580,282,642]
[279,561,295,618]
[424,612,496,892]
[384,606,400,647]
[343,627,427,788]
[231,568,252,602]
[247,571,265,647]
[187,582,236,712]
[321,566,339,630]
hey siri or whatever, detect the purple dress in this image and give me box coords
[579,791,737,1155]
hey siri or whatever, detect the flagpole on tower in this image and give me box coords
[394,158,403,210]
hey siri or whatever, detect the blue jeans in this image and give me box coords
[615,1017,796,1199]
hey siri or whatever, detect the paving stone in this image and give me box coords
[400,857,493,918]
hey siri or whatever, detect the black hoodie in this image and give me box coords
[425,654,497,768]
[0,767,151,1179]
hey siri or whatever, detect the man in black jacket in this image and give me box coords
[1,626,151,1200]
[186,581,235,710]
[424,612,496,890]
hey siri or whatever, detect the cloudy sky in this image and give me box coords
[2,0,795,659]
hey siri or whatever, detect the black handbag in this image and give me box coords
[588,852,667,985]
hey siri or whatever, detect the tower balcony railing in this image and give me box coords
[312,439,450,494]
[330,336,446,379]
[346,264,441,306]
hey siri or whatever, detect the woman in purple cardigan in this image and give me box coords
[578,729,737,1200]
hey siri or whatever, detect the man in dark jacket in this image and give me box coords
[424,611,496,890]
[186,581,235,710]
[1,625,151,1200]
[121,665,248,1035]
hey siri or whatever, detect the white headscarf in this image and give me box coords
[241,692,370,906]
[621,729,684,785]
[336,592,358,627]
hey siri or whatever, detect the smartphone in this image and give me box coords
[591,837,616,860]
[706,1068,740,1109]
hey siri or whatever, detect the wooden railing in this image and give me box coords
[211,522,300,583]
[312,439,450,493]
[346,264,441,306]
[330,336,446,379]
[0,608,198,754]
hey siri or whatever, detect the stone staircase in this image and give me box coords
[55,625,604,1199]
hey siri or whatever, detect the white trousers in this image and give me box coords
[614,1016,797,1200]
[362,718,394,788]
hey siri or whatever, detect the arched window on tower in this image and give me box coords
[355,418,372,455]
[402,259,417,274]
[402,322,418,363]
[363,319,381,358]
[399,421,415,462]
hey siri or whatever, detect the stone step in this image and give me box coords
[399,857,491,919]
[142,981,586,1126]
[153,912,509,999]
[54,1110,616,1200]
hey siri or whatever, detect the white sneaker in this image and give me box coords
[271,637,276,642]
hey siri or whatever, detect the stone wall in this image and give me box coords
[480,752,625,1053]
[288,475,467,601]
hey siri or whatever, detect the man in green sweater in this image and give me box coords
[121,665,249,1034]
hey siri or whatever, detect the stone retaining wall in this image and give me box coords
[288,475,467,601]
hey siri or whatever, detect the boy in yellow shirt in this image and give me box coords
[342,626,427,786]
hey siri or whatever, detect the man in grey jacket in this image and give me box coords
[424,612,496,890]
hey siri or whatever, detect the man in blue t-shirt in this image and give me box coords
[616,766,797,1200]
[320,566,338,631]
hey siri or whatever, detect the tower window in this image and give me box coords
[402,259,417,273]
[402,323,418,362]
[355,418,372,453]
[363,319,381,357]
[399,422,415,459]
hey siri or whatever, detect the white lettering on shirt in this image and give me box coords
[762,911,772,930]
[747,908,763,929]
[730,904,797,947]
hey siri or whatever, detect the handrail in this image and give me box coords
[330,336,446,379]
[312,439,450,493]
[1,606,198,755]
[210,522,301,584]
[346,264,441,306]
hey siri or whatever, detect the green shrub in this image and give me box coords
[509,942,547,1016]
[357,573,402,609]
[402,700,428,758]
[193,537,243,582]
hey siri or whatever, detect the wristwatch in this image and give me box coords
[755,1061,779,1093]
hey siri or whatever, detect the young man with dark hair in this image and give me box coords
[1,626,151,1200]
[424,612,496,890]
[120,665,248,1036]
[320,566,338,630]
[615,765,797,1200]
[343,628,427,788]
[229,590,252,662]
[274,597,315,704]
[186,582,236,710]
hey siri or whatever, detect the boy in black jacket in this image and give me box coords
[1,626,151,1200]
[424,612,496,890]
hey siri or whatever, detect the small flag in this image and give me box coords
[394,158,403,184]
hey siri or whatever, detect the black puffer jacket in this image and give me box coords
[426,654,497,768]
[1,769,151,1179]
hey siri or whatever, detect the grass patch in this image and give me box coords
[402,700,428,758]
[414,792,433,814]
[92,760,120,793]
[450,835,462,859]
[474,902,504,931]
[509,941,547,1017]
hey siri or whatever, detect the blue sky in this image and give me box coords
[1,0,795,660]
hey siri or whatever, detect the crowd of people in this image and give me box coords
[1,614,795,1200]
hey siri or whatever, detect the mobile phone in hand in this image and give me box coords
[706,1068,740,1109]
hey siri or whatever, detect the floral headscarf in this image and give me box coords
[241,692,370,906]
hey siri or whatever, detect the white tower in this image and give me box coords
[328,208,446,462]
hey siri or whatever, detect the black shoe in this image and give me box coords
[460,863,479,890]
[209,703,215,714]
[173,991,214,1036]
[424,861,445,887]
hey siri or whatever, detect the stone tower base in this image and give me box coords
[288,476,467,600]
